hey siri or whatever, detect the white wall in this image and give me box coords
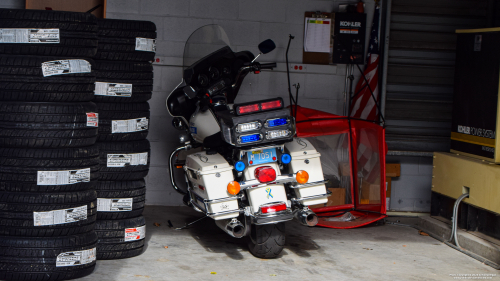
[106,0,375,205]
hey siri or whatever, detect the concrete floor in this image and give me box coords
[81,206,499,281]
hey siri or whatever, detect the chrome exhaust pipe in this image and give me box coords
[215,218,245,238]
[294,208,318,227]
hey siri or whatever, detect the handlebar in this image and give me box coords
[259,63,277,69]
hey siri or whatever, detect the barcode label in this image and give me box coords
[111,117,148,133]
[33,205,87,226]
[56,248,96,267]
[135,37,156,52]
[107,152,148,167]
[97,198,133,212]
[86,112,98,127]
[37,168,90,185]
[94,82,132,97]
[0,28,60,43]
[124,225,146,241]
[42,59,91,77]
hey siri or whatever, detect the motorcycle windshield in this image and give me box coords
[183,24,232,69]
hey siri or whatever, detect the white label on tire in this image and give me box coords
[135,37,156,52]
[37,168,90,185]
[86,112,98,127]
[111,117,148,133]
[41,59,91,77]
[106,152,148,167]
[97,198,133,212]
[33,205,87,226]
[124,225,146,241]
[94,82,132,97]
[56,248,96,267]
[0,28,60,43]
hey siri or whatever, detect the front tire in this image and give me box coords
[247,223,285,259]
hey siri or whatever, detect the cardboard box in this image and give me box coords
[360,181,381,204]
[309,188,346,209]
[386,163,401,177]
[26,0,106,18]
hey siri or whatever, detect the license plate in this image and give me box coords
[247,148,277,166]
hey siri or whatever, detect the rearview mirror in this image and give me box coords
[258,39,276,54]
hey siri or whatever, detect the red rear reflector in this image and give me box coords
[261,203,287,214]
[254,166,276,183]
[260,100,282,110]
[237,104,260,114]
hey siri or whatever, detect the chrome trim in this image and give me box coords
[204,194,243,204]
[289,179,329,189]
[190,190,243,217]
[290,190,332,203]
[169,145,189,195]
[191,199,243,217]
[250,209,294,225]
[239,174,296,190]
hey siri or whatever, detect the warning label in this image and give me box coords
[37,168,90,185]
[41,59,91,77]
[124,225,146,241]
[33,205,87,226]
[111,117,148,133]
[86,112,98,127]
[0,28,60,43]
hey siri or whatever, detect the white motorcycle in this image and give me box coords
[166,25,331,258]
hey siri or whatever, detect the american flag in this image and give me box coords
[350,5,380,122]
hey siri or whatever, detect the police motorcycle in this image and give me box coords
[166,25,330,258]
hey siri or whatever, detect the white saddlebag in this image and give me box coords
[285,138,328,206]
[185,151,239,220]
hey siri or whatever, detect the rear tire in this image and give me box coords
[247,223,285,259]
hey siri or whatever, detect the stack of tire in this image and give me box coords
[0,9,99,281]
[93,18,156,260]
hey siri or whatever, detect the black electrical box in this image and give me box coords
[331,13,366,64]
[451,28,500,162]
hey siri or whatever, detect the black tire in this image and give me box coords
[0,9,98,57]
[97,102,150,142]
[96,216,146,260]
[0,55,95,102]
[0,146,99,192]
[0,231,97,281]
[97,18,156,38]
[96,180,146,220]
[0,102,98,148]
[98,140,151,181]
[0,199,96,237]
[95,19,156,62]
[93,60,153,103]
[247,223,285,259]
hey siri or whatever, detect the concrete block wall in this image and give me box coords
[106,0,377,206]
[386,156,434,212]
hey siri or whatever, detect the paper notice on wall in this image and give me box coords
[97,198,133,212]
[56,248,96,267]
[135,37,156,52]
[94,82,133,97]
[41,59,91,77]
[111,117,148,133]
[0,28,60,43]
[124,225,146,241]
[33,205,87,226]
[37,168,90,185]
[304,18,331,53]
[107,152,148,167]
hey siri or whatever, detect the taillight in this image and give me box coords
[237,104,259,114]
[261,99,282,110]
[260,202,287,214]
[254,166,276,183]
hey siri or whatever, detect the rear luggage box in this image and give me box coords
[185,152,239,220]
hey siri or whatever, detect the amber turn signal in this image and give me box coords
[227,181,241,195]
[295,170,309,184]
